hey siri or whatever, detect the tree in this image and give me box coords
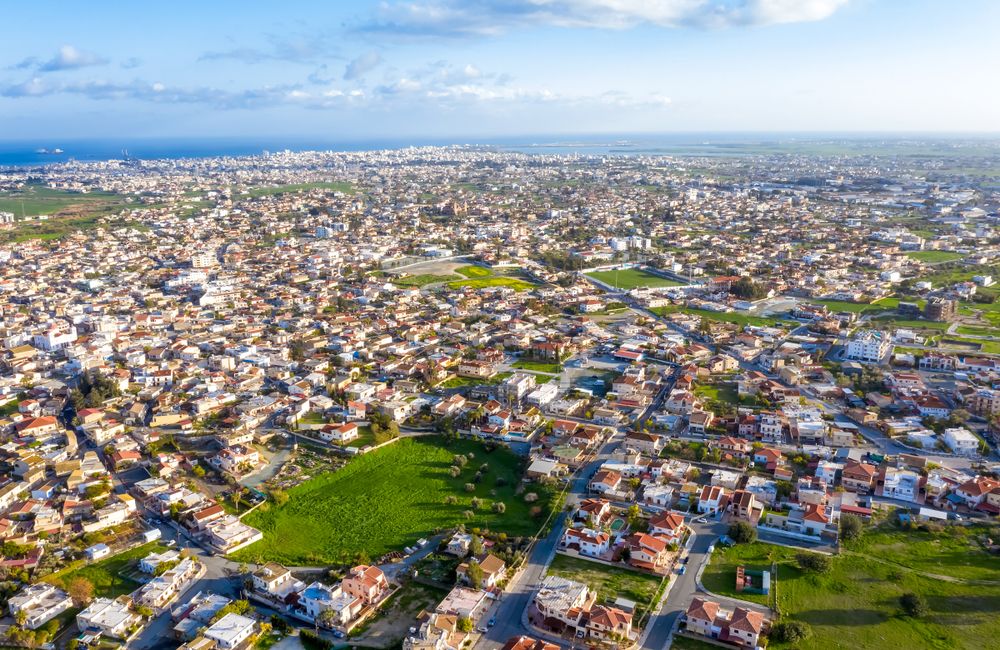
[466,559,484,587]
[493,501,506,513]
[795,552,832,573]
[770,620,811,643]
[839,513,863,542]
[470,535,484,556]
[457,617,474,633]
[192,464,206,478]
[728,521,757,544]
[900,592,928,618]
[68,576,94,606]
[470,497,483,510]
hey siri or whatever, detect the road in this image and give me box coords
[475,431,625,650]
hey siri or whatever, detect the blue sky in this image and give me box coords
[1,0,998,139]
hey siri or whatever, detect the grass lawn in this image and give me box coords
[233,437,553,565]
[447,276,535,291]
[955,325,1000,338]
[512,359,562,374]
[810,297,900,314]
[871,316,950,331]
[0,399,20,417]
[945,337,1000,354]
[438,372,512,389]
[703,537,1000,650]
[586,268,684,290]
[547,554,663,619]
[651,305,791,328]
[906,251,965,263]
[44,541,166,598]
[393,274,455,287]
[693,383,738,404]
[455,265,493,278]
[242,181,354,197]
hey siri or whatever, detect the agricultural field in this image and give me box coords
[44,541,166,598]
[0,185,123,218]
[547,553,664,619]
[905,251,965,263]
[702,523,1000,650]
[233,437,553,565]
[586,268,684,290]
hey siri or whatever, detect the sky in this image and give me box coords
[1,0,998,140]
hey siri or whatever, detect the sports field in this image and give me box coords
[586,268,684,289]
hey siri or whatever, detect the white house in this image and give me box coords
[8,583,73,630]
[846,330,891,363]
[943,427,980,456]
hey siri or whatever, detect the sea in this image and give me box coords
[0,133,993,168]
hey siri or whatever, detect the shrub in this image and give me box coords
[770,620,811,643]
[449,466,462,478]
[464,483,476,493]
[524,492,538,503]
[728,521,757,544]
[795,552,832,573]
[840,513,863,542]
[493,501,506,513]
[900,592,928,617]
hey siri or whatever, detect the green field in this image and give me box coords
[233,437,553,565]
[242,181,354,198]
[447,276,535,291]
[651,305,791,328]
[455,265,493,278]
[810,297,900,314]
[702,530,1000,650]
[669,636,724,650]
[437,372,512,389]
[547,553,664,619]
[45,541,165,598]
[512,359,562,374]
[906,251,965,263]
[872,316,950,331]
[393,274,455,287]
[587,268,684,290]
[693,383,739,404]
[0,185,122,218]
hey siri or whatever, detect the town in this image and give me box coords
[0,140,998,650]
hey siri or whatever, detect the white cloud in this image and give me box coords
[360,0,852,36]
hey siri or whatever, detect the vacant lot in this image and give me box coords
[547,554,663,619]
[587,268,683,289]
[45,541,165,598]
[393,274,455,287]
[455,265,492,278]
[234,437,552,565]
[809,297,900,314]
[0,185,122,218]
[906,251,965,263]
[512,359,562,374]
[447,276,535,291]
[652,306,791,328]
[703,535,1000,650]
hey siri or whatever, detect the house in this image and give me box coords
[533,576,596,629]
[576,498,612,526]
[589,469,622,494]
[251,563,298,597]
[943,427,980,456]
[435,586,491,622]
[841,460,877,493]
[77,597,140,639]
[624,431,662,455]
[446,532,473,557]
[209,445,261,474]
[85,543,111,561]
[727,606,768,647]
[697,485,727,515]
[501,636,560,650]
[728,490,762,525]
[561,527,611,558]
[648,511,685,544]
[319,422,361,444]
[586,605,633,642]
[688,410,715,434]
[204,613,257,650]
[685,598,722,638]
[624,533,670,570]
[458,553,507,590]
[953,477,1000,510]
[342,565,389,604]
[8,583,73,630]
